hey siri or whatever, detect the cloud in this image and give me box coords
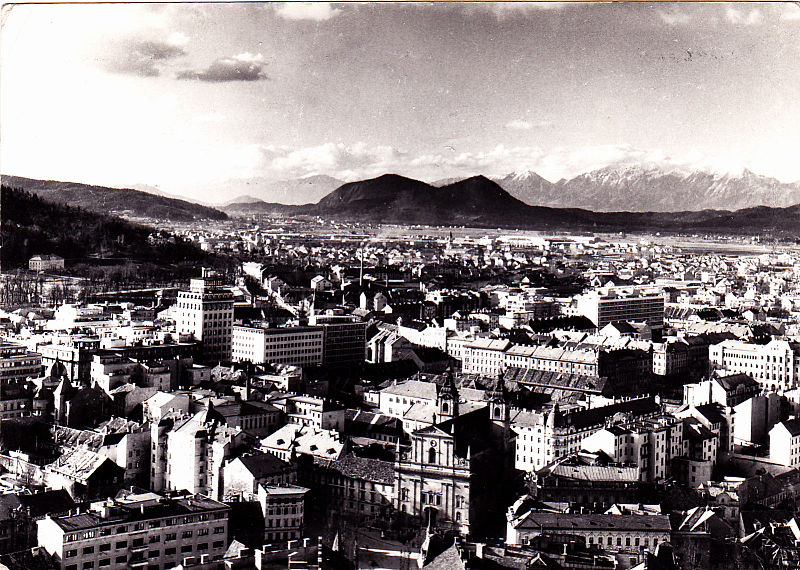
[178,53,267,82]
[273,3,342,21]
[780,4,800,21]
[106,38,187,77]
[657,9,694,26]
[259,142,406,179]
[505,119,551,131]
[725,6,763,26]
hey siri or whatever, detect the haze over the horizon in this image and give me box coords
[2,2,799,203]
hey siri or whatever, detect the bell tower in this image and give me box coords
[436,363,459,423]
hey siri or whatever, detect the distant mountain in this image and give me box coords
[1,186,207,268]
[493,170,558,205]
[1,175,227,221]
[310,173,560,226]
[223,195,266,207]
[212,174,344,206]
[230,172,799,235]
[493,165,800,212]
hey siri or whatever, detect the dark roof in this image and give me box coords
[0,547,60,570]
[782,418,800,437]
[51,495,228,532]
[314,453,394,484]
[557,397,660,430]
[18,490,75,518]
[236,452,293,478]
[715,373,759,392]
[695,403,726,424]
[515,512,671,532]
[504,367,607,395]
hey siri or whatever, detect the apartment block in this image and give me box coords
[36,490,229,570]
[576,286,665,329]
[0,341,42,382]
[231,325,323,367]
[710,338,800,392]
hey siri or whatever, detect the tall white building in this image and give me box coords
[176,269,234,362]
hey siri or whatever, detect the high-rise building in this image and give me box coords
[576,286,665,330]
[309,314,367,366]
[176,269,234,363]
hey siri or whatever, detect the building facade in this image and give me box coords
[176,269,234,363]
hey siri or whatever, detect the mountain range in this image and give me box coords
[1,175,227,221]
[222,173,800,235]
[493,165,800,212]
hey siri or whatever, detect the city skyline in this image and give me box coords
[2,2,800,203]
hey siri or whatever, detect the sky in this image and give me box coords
[2,1,800,203]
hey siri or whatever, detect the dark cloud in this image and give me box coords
[177,56,267,82]
[108,40,186,77]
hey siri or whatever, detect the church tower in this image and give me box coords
[488,372,511,449]
[436,363,459,423]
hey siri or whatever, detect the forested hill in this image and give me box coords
[1,186,207,268]
[1,175,227,221]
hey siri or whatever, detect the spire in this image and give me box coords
[490,371,508,403]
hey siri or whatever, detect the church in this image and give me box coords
[394,370,516,537]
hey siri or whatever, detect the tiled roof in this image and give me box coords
[45,448,114,482]
[513,512,671,532]
[314,453,394,484]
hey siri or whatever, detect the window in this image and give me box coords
[116,556,127,564]
[181,544,193,553]
[99,543,111,552]
[165,533,176,541]
[99,560,110,568]
[65,549,78,558]
[116,541,127,549]
[182,531,193,539]
[428,447,436,464]
[149,535,160,543]
[148,550,159,558]
[165,547,176,555]
[83,546,95,555]
[83,563,94,570]
[213,541,224,549]
[213,526,224,534]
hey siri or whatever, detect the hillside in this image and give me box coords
[1,175,227,221]
[1,186,208,268]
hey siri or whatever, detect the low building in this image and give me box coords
[506,510,671,556]
[303,452,395,522]
[29,254,65,272]
[257,484,309,545]
[223,452,297,499]
[769,418,800,468]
